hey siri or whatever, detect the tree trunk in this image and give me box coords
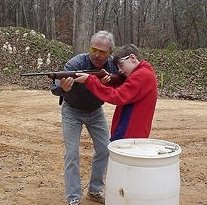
[123,0,127,43]
[73,0,92,54]
[50,0,56,39]
[0,0,7,26]
[129,0,133,43]
[171,0,182,47]
[45,0,50,37]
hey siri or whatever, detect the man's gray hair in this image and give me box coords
[91,30,115,51]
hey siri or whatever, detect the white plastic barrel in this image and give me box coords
[105,138,182,205]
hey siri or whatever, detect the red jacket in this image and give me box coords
[85,60,157,141]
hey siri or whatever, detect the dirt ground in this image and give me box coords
[0,86,206,205]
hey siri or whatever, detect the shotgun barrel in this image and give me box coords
[20,69,126,85]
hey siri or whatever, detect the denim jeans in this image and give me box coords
[61,102,110,202]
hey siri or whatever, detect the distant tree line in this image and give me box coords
[0,0,206,51]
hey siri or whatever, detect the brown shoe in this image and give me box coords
[86,190,105,204]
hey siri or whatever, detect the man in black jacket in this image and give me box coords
[51,31,117,205]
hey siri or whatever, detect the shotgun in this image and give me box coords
[20,69,126,85]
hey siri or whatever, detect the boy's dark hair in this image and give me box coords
[112,44,141,65]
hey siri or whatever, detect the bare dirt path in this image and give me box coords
[0,87,206,205]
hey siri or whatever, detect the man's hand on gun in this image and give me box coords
[60,77,75,92]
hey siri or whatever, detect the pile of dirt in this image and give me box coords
[142,48,207,101]
[0,26,73,90]
[0,26,206,101]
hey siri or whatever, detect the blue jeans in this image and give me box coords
[61,102,110,202]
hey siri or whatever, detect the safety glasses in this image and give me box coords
[119,55,130,63]
[89,47,110,58]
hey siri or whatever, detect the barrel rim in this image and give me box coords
[108,138,182,159]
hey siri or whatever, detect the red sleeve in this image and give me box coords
[85,68,155,105]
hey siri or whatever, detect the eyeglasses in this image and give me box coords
[119,55,130,62]
[118,55,130,64]
[89,47,110,58]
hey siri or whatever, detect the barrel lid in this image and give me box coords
[108,138,181,158]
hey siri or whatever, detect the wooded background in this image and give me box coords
[0,0,206,54]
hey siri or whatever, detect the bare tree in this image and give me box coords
[73,0,93,54]
[123,0,127,43]
[100,0,109,30]
[171,0,207,49]
[15,0,29,27]
[0,0,7,26]
[50,0,56,39]
[45,0,50,37]
[129,0,134,43]
[171,0,183,48]
[1,0,206,49]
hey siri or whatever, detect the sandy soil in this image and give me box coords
[0,86,206,205]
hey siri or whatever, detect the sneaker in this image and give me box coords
[87,190,105,204]
[69,199,80,205]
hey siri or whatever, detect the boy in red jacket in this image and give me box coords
[75,44,157,141]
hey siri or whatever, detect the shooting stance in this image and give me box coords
[75,44,158,141]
